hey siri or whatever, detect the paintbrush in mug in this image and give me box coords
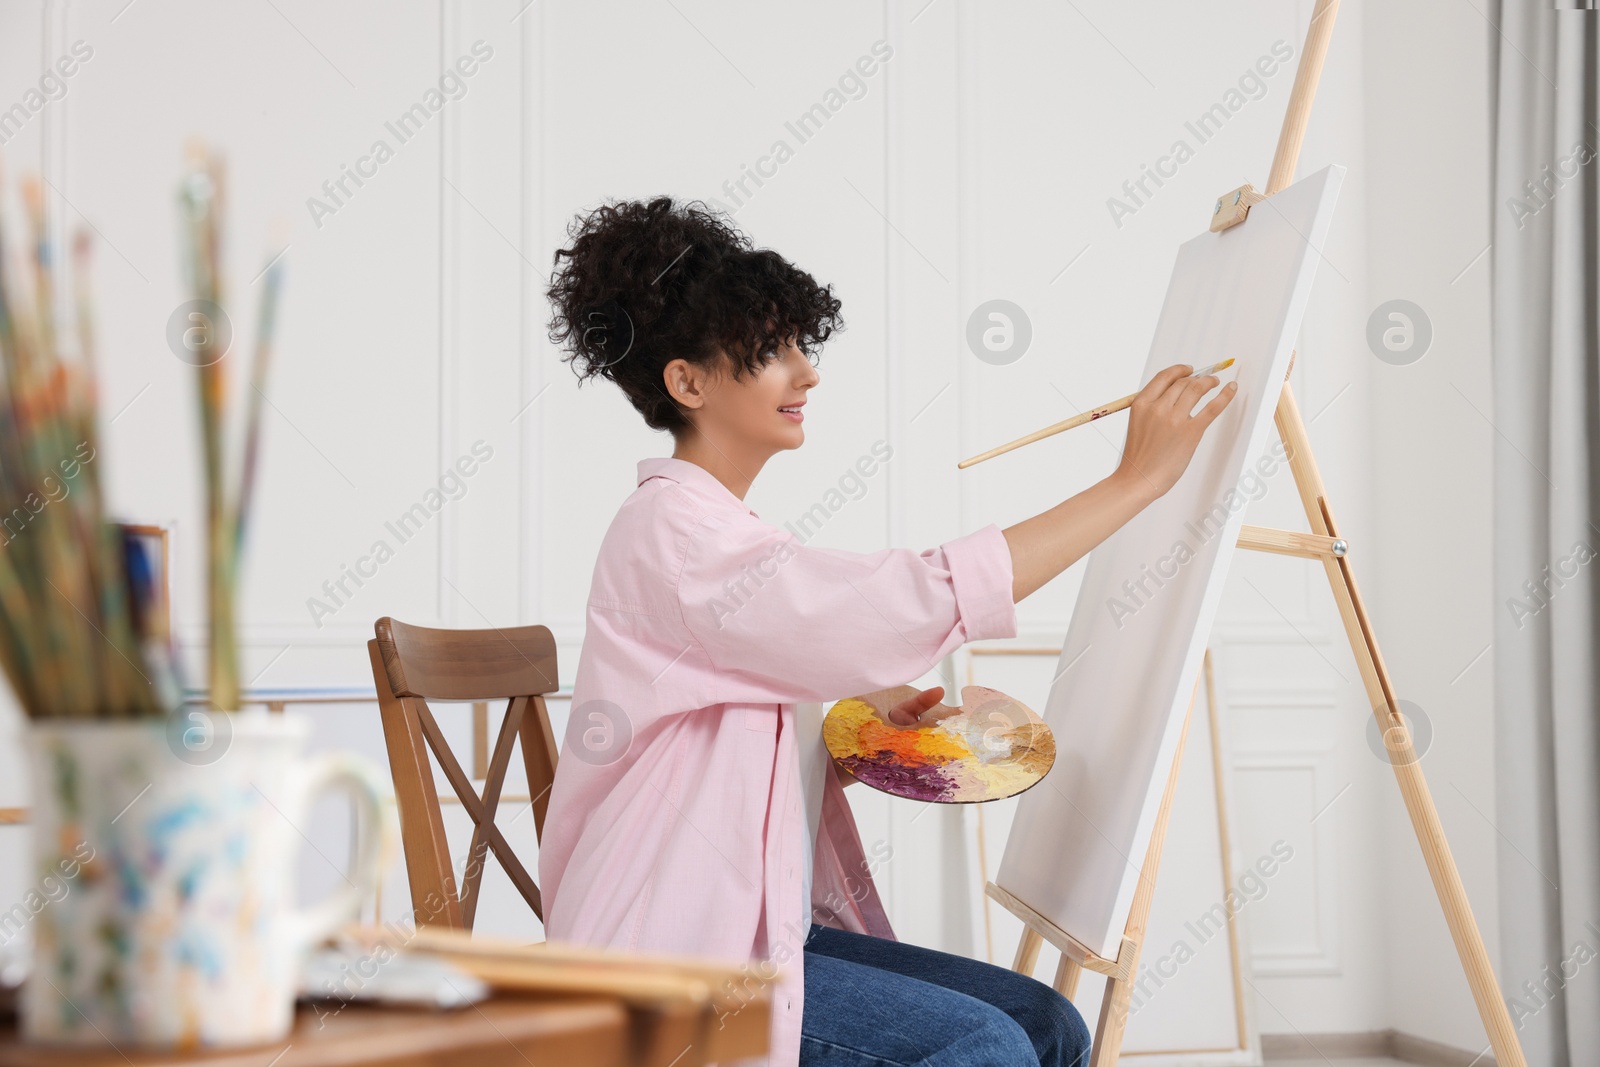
[957,358,1236,470]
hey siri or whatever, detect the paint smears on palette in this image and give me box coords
[823,684,1055,803]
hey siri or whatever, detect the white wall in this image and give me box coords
[0,0,1504,1053]
[1364,0,1502,1053]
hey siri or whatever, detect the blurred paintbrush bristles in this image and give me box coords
[178,141,286,715]
[0,143,284,719]
[0,159,167,718]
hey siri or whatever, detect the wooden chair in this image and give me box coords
[367,616,561,931]
[365,617,775,1067]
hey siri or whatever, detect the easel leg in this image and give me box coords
[1052,955,1082,1001]
[1012,913,1081,1000]
[1090,973,1133,1067]
[1274,385,1527,1067]
[1013,927,1043,974]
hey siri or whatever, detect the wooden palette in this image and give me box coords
[823,684,1054,804]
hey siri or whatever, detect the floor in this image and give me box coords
[1266,1060,1411,1066]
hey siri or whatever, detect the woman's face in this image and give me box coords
[677,336,820,454]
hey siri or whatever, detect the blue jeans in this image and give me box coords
[800,922,1092,1066]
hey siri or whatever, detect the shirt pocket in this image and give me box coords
[742,706,778,733]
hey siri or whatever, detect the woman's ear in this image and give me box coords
[663,357,705,411]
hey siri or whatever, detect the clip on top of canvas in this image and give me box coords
[1210,182,1265,232]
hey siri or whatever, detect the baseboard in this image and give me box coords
[1390,1031,1495,1067]
[1261,1029,1494,1066]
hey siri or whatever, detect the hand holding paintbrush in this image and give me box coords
[958,359,1236,470]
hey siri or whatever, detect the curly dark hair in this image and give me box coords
[545,196,845,435]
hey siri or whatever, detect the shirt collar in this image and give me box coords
[637,456,760,519]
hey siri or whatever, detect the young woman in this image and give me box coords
[536,197,1237,1067]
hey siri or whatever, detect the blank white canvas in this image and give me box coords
[995,164,1346,961]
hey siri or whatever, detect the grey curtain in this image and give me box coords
[1491,3,1599,1065]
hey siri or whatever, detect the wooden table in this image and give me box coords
[0,987,770,1067]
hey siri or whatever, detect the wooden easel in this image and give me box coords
[984,2,1528,1064]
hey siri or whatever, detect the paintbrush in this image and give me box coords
[236,220,287,556]
[0,164,171,718]
[957,359,1236,470]
[178,141,241,713]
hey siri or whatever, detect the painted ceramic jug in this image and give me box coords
[21,710,389,1049]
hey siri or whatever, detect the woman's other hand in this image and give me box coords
[837,685,955,787]
[885,685,949,727]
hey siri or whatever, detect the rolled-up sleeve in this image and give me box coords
[677,515,1018,705]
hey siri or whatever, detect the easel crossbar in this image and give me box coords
[1237,524,1345,560]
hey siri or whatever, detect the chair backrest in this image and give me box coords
[367,616,561,931]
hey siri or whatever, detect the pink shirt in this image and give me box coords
[538,456,1019,1067]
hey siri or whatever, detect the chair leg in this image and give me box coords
[519,693,561,845]
[368,640,462,930]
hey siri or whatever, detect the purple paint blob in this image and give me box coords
[840,754,957,803]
